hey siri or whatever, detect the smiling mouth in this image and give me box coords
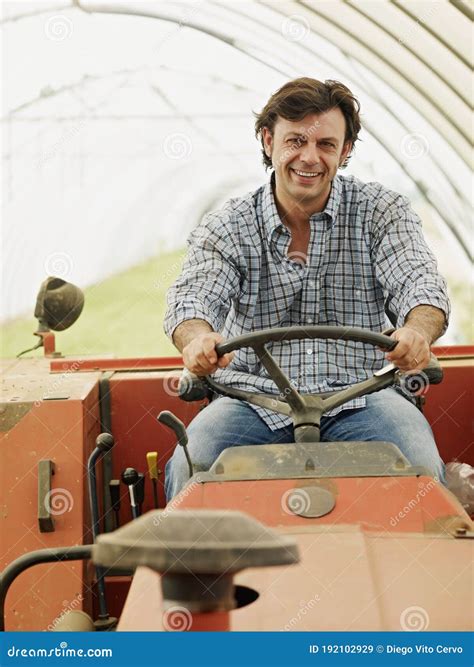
[291,168,324,179]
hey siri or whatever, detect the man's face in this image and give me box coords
[262,109,352,213]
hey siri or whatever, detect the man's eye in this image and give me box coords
[321,141,336,148]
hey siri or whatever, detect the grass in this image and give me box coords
[1,248,187,359]
[2,247,471,359]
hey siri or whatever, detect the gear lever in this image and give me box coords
[157,411,194,479]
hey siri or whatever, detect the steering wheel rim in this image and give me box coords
[201,325,399,443]
[214,325,397,356]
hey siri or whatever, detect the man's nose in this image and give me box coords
[300,142,320,165]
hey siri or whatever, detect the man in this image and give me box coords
[163,77,449,500]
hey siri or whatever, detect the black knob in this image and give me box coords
[121,467,139,487]
[96,433,115,453]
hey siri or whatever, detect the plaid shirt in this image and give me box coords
[164,174,450,430]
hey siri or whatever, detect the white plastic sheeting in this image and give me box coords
[1,0,472,341]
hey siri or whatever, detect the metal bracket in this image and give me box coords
[38,460,55,533]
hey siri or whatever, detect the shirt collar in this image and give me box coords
[262,172,342,243]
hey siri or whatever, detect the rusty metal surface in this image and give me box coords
[0,402,34,432]
[50,357,184,373]
[107,372,206,513]
[174,475,471,534]
[0,358,102,630]
[423,362,474,465]
[117,526,473,631]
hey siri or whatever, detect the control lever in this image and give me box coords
[135,472,145,516]
[121,468,140,520]
[109,480,121,529]
[157,411,194,479]
[87,433,117,629]
[146,452,159,508]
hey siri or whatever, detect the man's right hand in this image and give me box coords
[182,332,234,376]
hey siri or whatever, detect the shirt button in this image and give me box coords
[307,317,313,324]
[308,281,314,287]
[307,349,313,355]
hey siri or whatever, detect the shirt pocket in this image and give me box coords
[320,278,366,327]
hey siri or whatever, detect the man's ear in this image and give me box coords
[261,127,273,159]
[339,141,352,167]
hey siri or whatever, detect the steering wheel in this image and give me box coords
[179,326,442,443]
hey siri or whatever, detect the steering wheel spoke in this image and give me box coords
[202,325,439,444]
[204,375,292,415]
[321,368,398,412]
[253,344,305,412]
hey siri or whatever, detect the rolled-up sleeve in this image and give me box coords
[371,193,450,334]
[163,214,243,340]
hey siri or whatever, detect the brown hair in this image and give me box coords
[254,77,361,170]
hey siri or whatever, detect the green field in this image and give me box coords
[1,248,186,359]
[2,247,471,360]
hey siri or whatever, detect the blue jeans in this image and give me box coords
[164,388,445,500]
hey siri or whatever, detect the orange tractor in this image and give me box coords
[0,279,472,633]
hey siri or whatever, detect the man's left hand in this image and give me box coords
[385,327,431,373]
